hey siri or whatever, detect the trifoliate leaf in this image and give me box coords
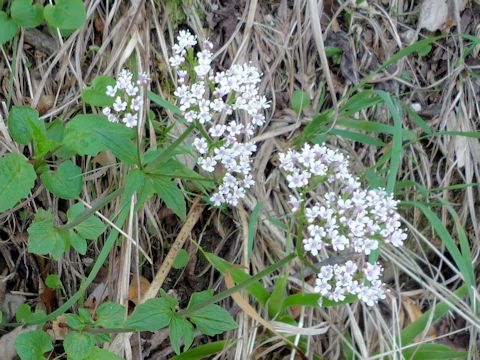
[0,153,36,212]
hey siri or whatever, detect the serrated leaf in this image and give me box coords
[169,316,195,354]
[7,106,44,145]
[125,297,176,331]
[64,331,94,360]
[15,330,52,360]
[65,313,85,331]
[81,76,116,106]
[291,90,311,113]
[11,0,44,28]
[43,0,86,30]
[68,230,87,255]
[151,177,186,220]
[172,249,189,269]
[84,347,123,360]
[0,153,36,212]
[190,304,237,336]
[40,160,82,199]
[95,302,126,328]
[0,12,18,44]
[67,203,106,240]
[45,274,63,289]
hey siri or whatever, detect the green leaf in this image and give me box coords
[27,209,66,258]
[169,316,195,354]
[43,0,86,30]
[282,293,320,312]
[67,230,87,255]
[15,330,52,360]
[45,274,63,289]
[0,12,18,44]
[84,347,123,360]
[170,340,234,360]
[148,91,182,115]
[291,90,311,113]
[172,248,189,269]
[187,290,237,336]
[125,297,176,331]
[95,302,126,328]
[267,275,287,318]
[248,202,262,259]
[0,154,36,212]
[67,203,106,240]
[7,106,44,145]
[11,0,44,28]
[16,304,47,324]
[65,313,86,331]
[40,160,83,199]
[81,76,116,107]
[64,331,94,360]
[59,114,134,162]
[151,177,186,220]
[403,343,467,359]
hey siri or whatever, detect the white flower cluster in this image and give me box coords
[102,69,150,128]
[170,30,270,206]
[280,144,407,306]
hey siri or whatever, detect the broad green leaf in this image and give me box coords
[45,274,63,289]
[291,90,311,113]
[27,209,67,258]
[65,313,86,331]
[15,330,52,360]
[40,160,83,199]
[81,76,116,106]
[16,304,47,324]
[67,203,106,240]
[190,303,237,336]
[46,119,65,143]
[11,0,44,28]
[169,316,195,354]
[403,343,467,359]
[7,106,44,145]
[172,248,189,269]
[63,331,94,360]
[59,114,134,162]
[67,230,87,255]
[43,0,86,30]
[125,297,176,331]
[170,340,234,360]
[0,12,18,44]
[187,290,214,308]
[95,302,126,328]
[0,153,36,212]
[84,347,123,360]
[151,177,186,220]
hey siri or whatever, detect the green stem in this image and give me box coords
[145,123,195,171]
[58,188,124,230]
[178,253,296,318]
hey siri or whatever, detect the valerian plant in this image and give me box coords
[0,30,407,359]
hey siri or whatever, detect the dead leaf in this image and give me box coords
[418,0,467,32]
[47,315,69,340]
[128,276,151,305]
[402,297,437,339]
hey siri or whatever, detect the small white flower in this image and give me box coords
[122,113,138,128]
[113,97,127,112]
[137,72,150,85]
[193,138,208,154]
[106,85,117,97]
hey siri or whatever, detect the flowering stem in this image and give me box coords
[145,123,196,171]
[178,252,296,318]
